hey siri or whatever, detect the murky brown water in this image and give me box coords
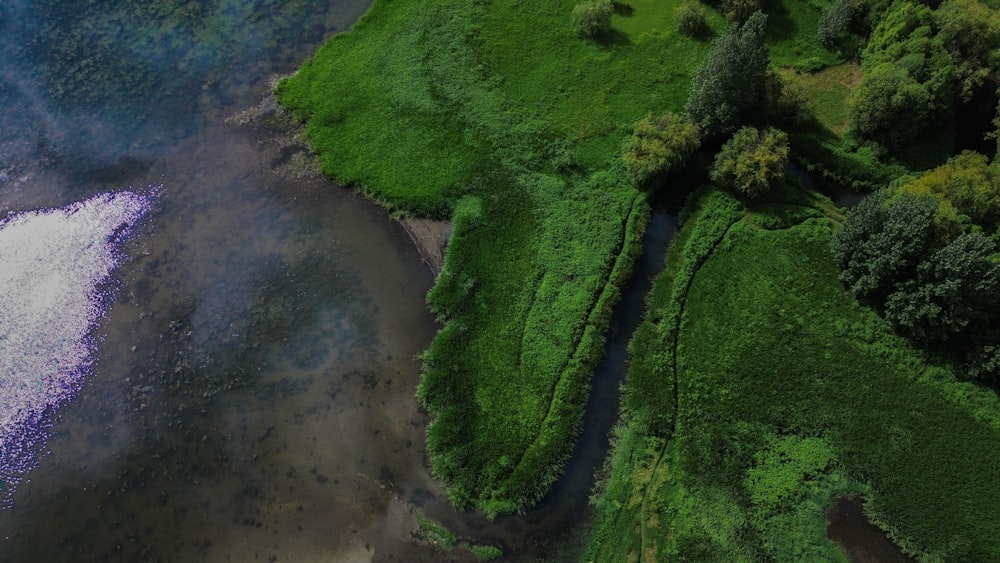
[0,90,467,561]
[827,496,914,563]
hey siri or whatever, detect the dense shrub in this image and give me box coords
[686,11,770,135]
[621,113,702,184]
[675,1,709,38]
[572,0,614,38]
[710,126,789,198]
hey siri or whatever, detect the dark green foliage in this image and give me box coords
[572,0,614,38]
[935,0,1000,98]
[848,1,958,148]
[675,1,709,38]
[965,339,1000,381]
[710,126,789,198]
[831,191,937,299]
[884,233,1000,342]
[685,11,770,135]
[621,113,702,184]
[817,0,860,53]
[722,0,761,23]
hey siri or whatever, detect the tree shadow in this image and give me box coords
[760,0,797,42]
[613,1,635,16]
[595,28,633,47]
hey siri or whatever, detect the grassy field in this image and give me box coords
[586,188,1000,560]
[275,0,875,520]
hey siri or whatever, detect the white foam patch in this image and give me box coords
[0,191,152,506]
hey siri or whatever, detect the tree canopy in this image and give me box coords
[710,126,788,198]
[621,113,701,185]
[685,11,770,136]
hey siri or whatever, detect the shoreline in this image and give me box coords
[398,217,451,276]
[227,79,452,279]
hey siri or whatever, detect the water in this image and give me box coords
[0,1,463,560]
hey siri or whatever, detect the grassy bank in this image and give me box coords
[587,188,1000,560]
[275,0,727,515]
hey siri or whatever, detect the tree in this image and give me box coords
[847,2,958,147]
[685,11,770,136]
[710,126,788,198]
[572,0,613,38]
[722,0,760,24]
[817,0,859,53]
[831,191,938,300]
[894,151,1000,233]
[621,113,701,184]
[884,232,1000,342]
[847,62,934,148]
[935,0,1000,98]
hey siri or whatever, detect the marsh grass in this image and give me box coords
[587,187,1000,560]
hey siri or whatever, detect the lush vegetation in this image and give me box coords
[833,149,1000,380]
[587,188,1000,560]
[276,0,723,516]
[279,0,1000,555]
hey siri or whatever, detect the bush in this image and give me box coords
[470,544,503,560]
[710,126,789,198]
[621,113,702,184]
[572,0,614,38]
[676,2,709,38]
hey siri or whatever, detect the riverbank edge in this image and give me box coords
[272,0,662,517]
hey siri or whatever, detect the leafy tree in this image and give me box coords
[817,0,859,53]
[935,0,1000,98]
[685,11,770,136]
[572,0,613,38]
[848,2,957,147]
[722,0,760,24]
[709,126,788,198]
[676,1,709,38]
[831,191,938,300]
[894,151,1000,233]
[621,113,701,184]
[884,232,1000,342]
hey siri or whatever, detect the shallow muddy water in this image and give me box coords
[0,1,472,561]
[827,497,914,563]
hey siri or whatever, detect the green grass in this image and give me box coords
[277,0,851,519]
[586,188,1000,560]
[781,62,858,135]
[764,0,842,69]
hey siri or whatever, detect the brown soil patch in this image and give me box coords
[399,217,451,276]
